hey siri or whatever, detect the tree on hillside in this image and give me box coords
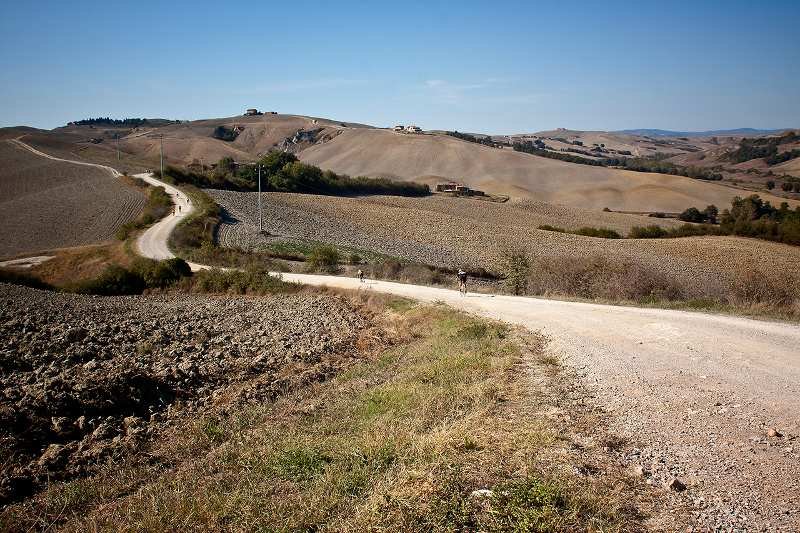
[679,207,705,223]
[703,205,719,224]
[259,151,298,176]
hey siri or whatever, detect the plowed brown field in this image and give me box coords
[0,140,145,258]
[210,190,800,290]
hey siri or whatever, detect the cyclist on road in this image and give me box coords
[457,269,468,295]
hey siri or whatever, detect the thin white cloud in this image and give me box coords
[422,77,539,105]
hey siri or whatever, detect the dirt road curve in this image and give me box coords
[14,147,800,529]
[10,139,122,177]
[132,173,199,263]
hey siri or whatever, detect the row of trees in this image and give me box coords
[68,117,158,127]
[679,205,718,223]
[513,141,724,180]
[446,131,499,147]
[727,131,800,164]
[635,195,800,246]
[161,151,431,197]
[512,141,606,166]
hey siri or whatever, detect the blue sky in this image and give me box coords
[1,0,798,133]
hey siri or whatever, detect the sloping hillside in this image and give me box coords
[0,140,144,258]
[298,128,786,211]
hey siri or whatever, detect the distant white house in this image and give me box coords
[405,125,422,133]
[245,108,261,116]
[393,125,405,132]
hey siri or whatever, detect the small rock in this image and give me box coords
[66,327,88,343]
[50,416,71,436]
[37,444,66,467]
[666,477,686,491]
[767,428,782,438]
[470,489,494,499]
[632,465,647,478]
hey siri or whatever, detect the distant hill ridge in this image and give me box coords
[615,128,794,138]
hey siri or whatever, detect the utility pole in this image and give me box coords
[116,134,120,161]
[258,164,263,232]
[159,134,164,178]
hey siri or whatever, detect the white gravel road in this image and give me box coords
[133,172,198,263]
[21,153,800,530]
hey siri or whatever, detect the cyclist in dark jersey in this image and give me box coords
[457,269,468,295]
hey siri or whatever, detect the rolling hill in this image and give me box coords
[3,114,798,214]
[0,140,144,258]
[299,127,792,211]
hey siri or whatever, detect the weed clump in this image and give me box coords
[307,245,340,273]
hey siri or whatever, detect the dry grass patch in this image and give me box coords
[1,302,658,531]
[26,242,133,287]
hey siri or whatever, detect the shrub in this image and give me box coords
[679,207,705,223]
[183,267,297,295]
[307,245,340,273]
[211,126,238,142]
[131,257,192,288]
[629,225,669,238]
[573,227,622,239]
[161,151,430,197]
[766,180,775,190]
[500,248,530,295]
[70,265,145,296]
[116,185,173,240]
[526,255,686,301]
[538,225,620,238]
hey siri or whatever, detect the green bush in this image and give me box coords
[184,267,297,295]
[573,227,622,239]
[679,207,705,223]
[500,248,531,295]
[307,245,340,273]
[538,225,620,238]
[116,185,173,240]
[629,225,668,238]
[211,126,238,142]
[131,257,192,288]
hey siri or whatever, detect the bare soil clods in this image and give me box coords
[0,283,370,506]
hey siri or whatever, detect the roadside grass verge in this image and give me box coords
[504,252,800,321]
[1,302,646,531]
